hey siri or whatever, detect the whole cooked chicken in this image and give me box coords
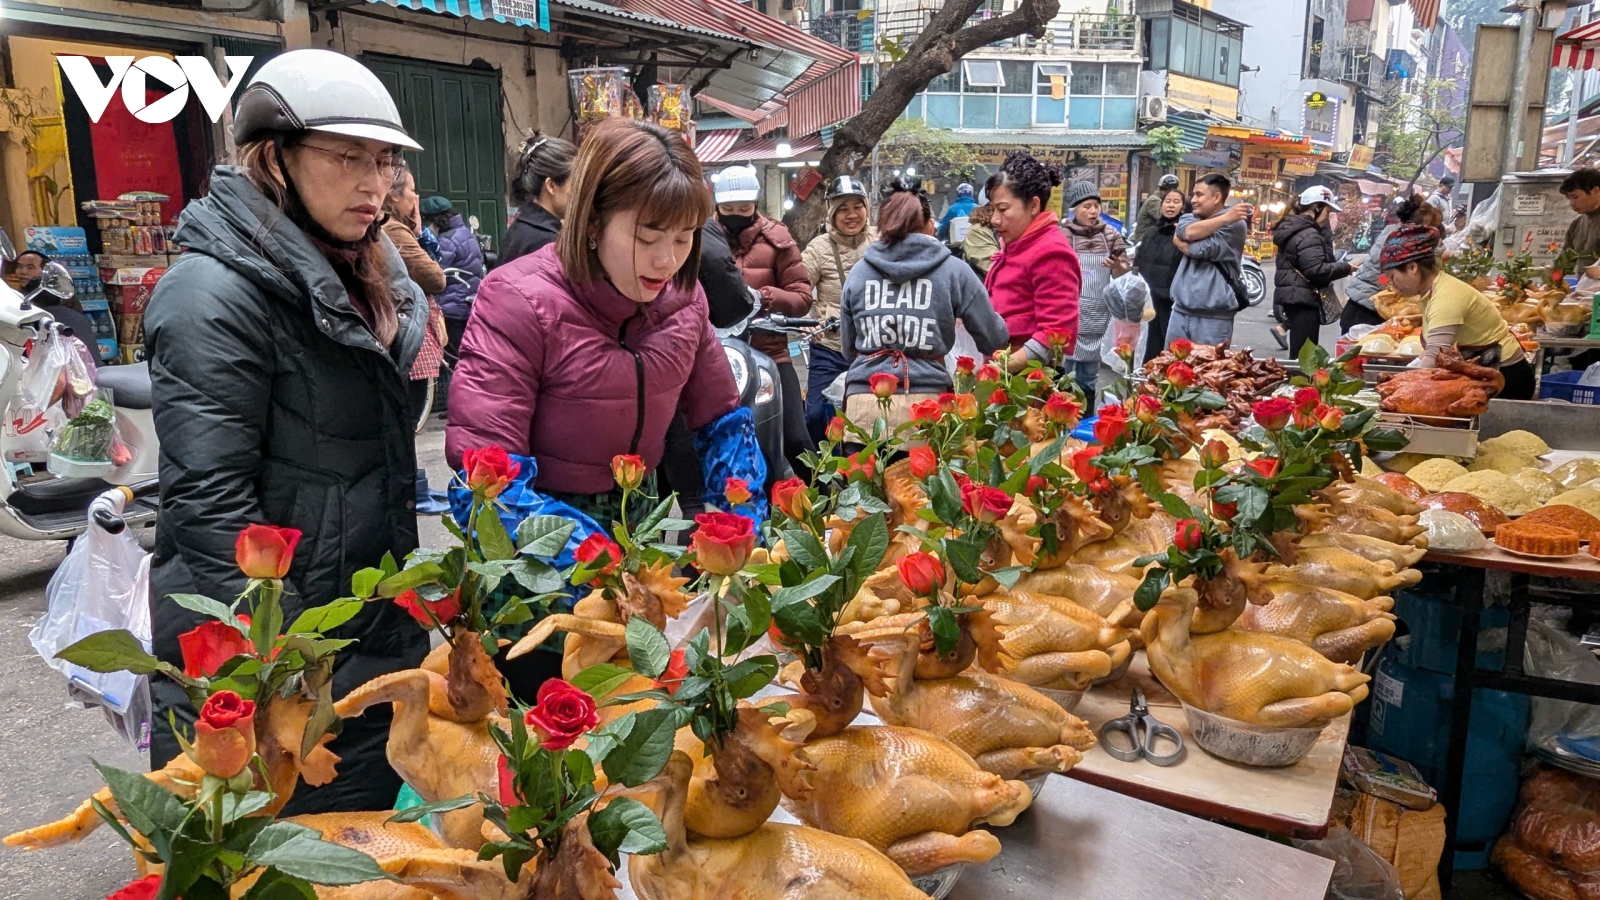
[1010,565,1143,628]
[1142,585,1371,728]
[768,634,891,739]
[1297,503,1428,546]
[334,632,507,848]
[1265,545,1422,600]
[507,561,690,676]
[779,726,1030,876]
[862,632,1098,779]
[630,752,935,900]
[999,494,1115,570]
[1322,476,1426,516]
[673,706,815,839]
[1293,531,1428,568]
[1377,346,1505,418]
[1234,581,1397,664]
[1063,512,1172,575]
[281,812,537,900]
[969,589,1134,691]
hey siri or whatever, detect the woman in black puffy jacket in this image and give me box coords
[1135,186,1186,361]
[1272,185,1353,358]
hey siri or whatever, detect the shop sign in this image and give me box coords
[1348,144,1374,170]
[1240,151,1278,183]
[1280,156,1318,177]
[970,146,1129,166]
[1301,93,1340,146]
[1182,136,1236,169]
[57,56,252,125]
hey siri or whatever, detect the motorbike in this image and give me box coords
[717,309,814,485]
[1240,255,1267,307]
[0,229,159,541]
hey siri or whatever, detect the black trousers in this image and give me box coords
[777,361,813,484]
[1340,301,1385,334]
[1499,358,1536,401]
[1143,292,1173,362]
[657,417,707,535]
[1283,305,1323,360]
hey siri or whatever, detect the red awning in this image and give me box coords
[695,129,743,164]
[1556,20,1600,69]
[718,133,823,163]
[1408,0,1438,30]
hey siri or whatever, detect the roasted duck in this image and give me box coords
[1377,346,1504,418]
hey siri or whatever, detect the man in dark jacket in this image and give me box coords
[1134,174,1180,243]
[145,166,429,815]
[1272,185,1353,358]
[698,219,757,329]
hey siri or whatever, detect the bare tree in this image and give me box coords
[786,0,1061,239]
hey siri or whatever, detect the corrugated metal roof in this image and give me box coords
[1165,112,1214,151]
[717,133,824,162]
[370,0,545,29]
[551,0,758,44]
[946,130,1150,148]
[695,129,743,163]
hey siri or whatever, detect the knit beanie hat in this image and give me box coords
[1378,223,1441,271]
[1066,181,1101,210]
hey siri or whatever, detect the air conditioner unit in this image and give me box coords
[1139,95,1168,123]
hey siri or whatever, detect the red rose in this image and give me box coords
[770,477,812,520]
[1319,405,1345,430]
[1090,476,1113,494]
[611,454,646,491]
[1252,397,1294,431]
[463,446,521,498]
[869,372,899,399]
[1311,368,1331,387]
[724,478,752,506]
[989,388,1009,406]
[1170,338,1194,360]
[524,678,599,751]
[897,551,945,597]
[1025,369,1048,385]
[192,690,257,778]
[1244,457,1281,479]
[1043,392,1081,426]
[955,356,977,376]
[960,482,1013,523]
[976,364,1002,384]
[937,392,958,414]
[826,416,847,443]
[178,619,254,679]
[574,533,623,585]
[1293,406,1321,429]
[844,451,878,481]
[1199,439,1230,469]
[235,524,301,580]
[655,648,689,694]
[1165,361,1196,389]
[690,511,756,576]
[909,399,943,423]
[1293,387,1322,411]
[1342,356,1365,377]
[1212,498,1238,520]
[1043,328,1074,351]
[497,754,520,807]
[395,587,463,628]
[1174,519,1204,553]
[106,875,162,900]
[1135,394,1162,424]
[1070,445,1104,484]
[955,393,979,419]
[1093,407,1128,445]
[1025,475,1048,496]
[909,446,938,480]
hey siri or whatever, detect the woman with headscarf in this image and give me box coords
[1344,194,1443,332]
[800,175,876,442]
[1377,223,1535,399]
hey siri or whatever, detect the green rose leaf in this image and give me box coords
[1133,568,1169,611]
[349,568,384,600]
[624,618,671,680]
[477,510,517,562]
[59,631,167,676]
[167,594,244,630]
[516,516,578,559]
[247,821,394,885]
[599,708,681,787]
[844,514,889,581]
[571,663,637,701]
[287,598,364,637]
[588,796,668,868]
[722,656,778,700]
[925,605,960,658]
[375,562,446,598]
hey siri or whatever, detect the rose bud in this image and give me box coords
[573,534,623,585]
[1026,369,1048,383]
[976,364,1002,384]
[1070,446,1103,484]
[1342,356,1365,377]
[826,416,847,443]
[1199,439,1230,469]
[1174,519,1204,554]
[462,446,521,498]
[1212,498,1238,520]
[1043,392,1081,426]
[1245,457,1281,479]
[178,619,254,679]
[937,392,958,414]
[960,482,1013,523]
[724,478,752,506]
[1312,368,1331,387]
[689,512,756,576]
[235,524,302,581]
[1093,408,1128,445]
[655,649,689,695]
[1164,361,1197,389]
[910,399,943,423]
[611,454,646,491]
[1025,475,1048,496]
[869,372,898,399]
[191,690,257,779]
[1044,328,1073,351]
[897,551,945,597]
[770,477,812,520]
[1319,405,1345,430]
[909,446,938,480]
[955,393,979,419]
[524,679,599,751]
[1170,338,1194,360]
[989,388,1009,405]
[955,356,976,376]
[1293,387,1322,411]
[395,586,464,627]
[497,755,520,808]
[1135,394,1162,424]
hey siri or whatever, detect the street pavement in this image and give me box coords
[0,264,1301,898]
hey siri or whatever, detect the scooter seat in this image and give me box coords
[97,362,151,410]
[8,477,115,516]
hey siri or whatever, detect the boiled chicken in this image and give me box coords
[779,726,1030,876]
[1065,512,1172,574]
[969,589,1134,691]
[1322,476,1426,516]
[672,706,815,839]
[1293,531,1428,568]
[334,633,507,848]
[5,691,339,851]
[767,634,891,739]
[629,751,935,900]
[506,561,690,676]
[998,494,1114,570]
[837,611,977,681]
[1009,565,1143,629]
[281,812,536,900]
[1296,503,1428,546]
[1235,581,1397,664]
[1142,585,1371,728]
[1264,545,1422,600]
[862,632,1097,779]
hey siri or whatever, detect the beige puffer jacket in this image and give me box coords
[802,225,877,352]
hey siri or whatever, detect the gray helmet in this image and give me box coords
[826,175,868,202]
[1158,173,1179,189]
[232,49,420,150]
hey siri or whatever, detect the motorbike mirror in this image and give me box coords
[469,215,480,232]
[0,229,13,262]
[36,261,76,300]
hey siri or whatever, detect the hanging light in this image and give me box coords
[776,129,793,159]
[783,198,795,210]
[906,165,917,177]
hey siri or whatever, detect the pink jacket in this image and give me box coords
[984,211,1082,357]
[445,244,739,494]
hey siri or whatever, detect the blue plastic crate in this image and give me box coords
[1539,370,1600,405]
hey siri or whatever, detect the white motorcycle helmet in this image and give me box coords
[232,49,420,150]
[713,165,761,205]
[1296,185,1342,212]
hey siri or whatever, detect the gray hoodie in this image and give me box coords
[839,232,1008,397]
[1171,212,1248,318]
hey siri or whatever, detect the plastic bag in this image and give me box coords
[1293,827,1405,900]
[18,326,72,413]
[1418,509,1486,551]
[1443,187,1499,254]
[1525,611,1600,759]
[943,322,982,381]
[29,489,152,750]
[52,387,116,463]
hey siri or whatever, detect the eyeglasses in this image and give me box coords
[299,143,406,183]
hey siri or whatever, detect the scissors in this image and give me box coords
[1098,687,1184,766]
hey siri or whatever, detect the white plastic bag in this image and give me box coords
[944,322,982,381]
[30,489,152,750]
[1525,611,1600,760]
[1443,187,1499,254]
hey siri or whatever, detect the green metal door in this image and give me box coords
[365,56,507,247]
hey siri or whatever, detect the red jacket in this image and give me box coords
[445,244,738,494]
[984,211,1082,357]
[730,214,811,363]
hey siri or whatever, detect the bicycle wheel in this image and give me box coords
[415,377,436,435]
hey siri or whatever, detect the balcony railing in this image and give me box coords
[1050,12,1139,52]
[806,4,1138,54]
[807,10,875,54]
